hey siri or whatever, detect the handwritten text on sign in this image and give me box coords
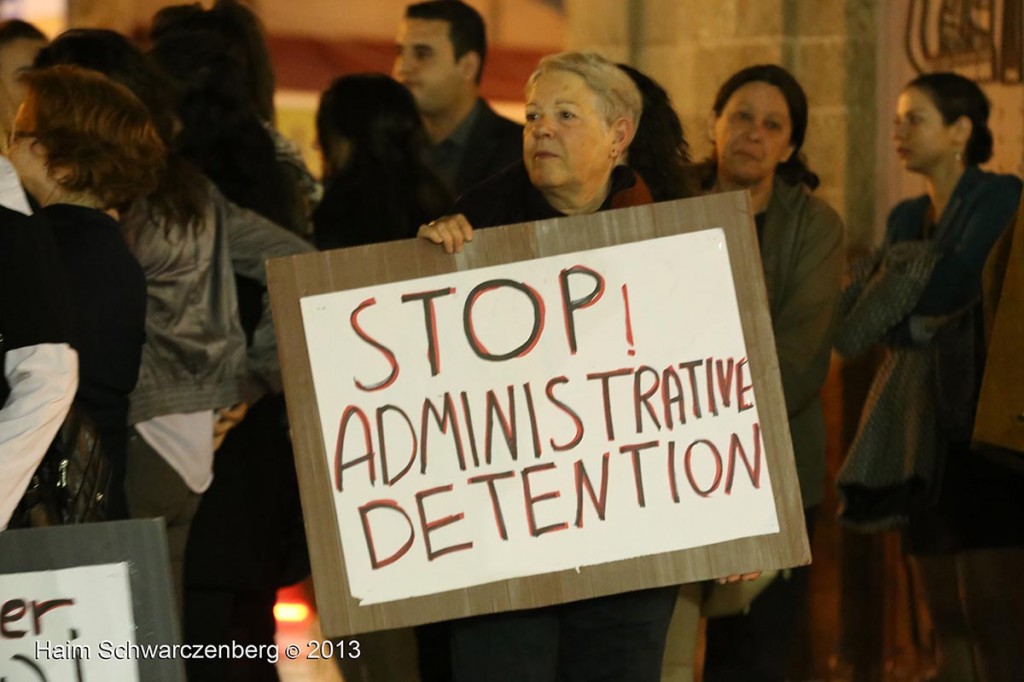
[0,563,137,682]
[301,230,779,604]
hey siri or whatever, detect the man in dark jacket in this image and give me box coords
[394,0,522,197]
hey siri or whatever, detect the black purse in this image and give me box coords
[1,323,112,528]
[9,403,112,528]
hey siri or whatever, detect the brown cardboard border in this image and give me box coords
[267,190,809,637]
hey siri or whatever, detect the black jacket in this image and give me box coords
[44,204,146,436]
[0,207,71,406]
[454,100,523,197]
[456,162,649,229]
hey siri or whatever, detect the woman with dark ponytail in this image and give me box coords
[837,72,1024,680]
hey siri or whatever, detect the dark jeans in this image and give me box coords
[702,507,818,682]
[416,621,453,682]
[185,588,279,682]
[450,586,678,682]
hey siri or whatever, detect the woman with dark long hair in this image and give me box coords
[147,23,303,234]
[151,0,320,234]
[617,63,700,202]
[148,19,319,681]
[313,73,452,250]
[150,17,320,681]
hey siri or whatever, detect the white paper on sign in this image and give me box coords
[0,563,139,681]
[301,229,780,605]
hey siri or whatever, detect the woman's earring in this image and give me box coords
[955,150,963,162]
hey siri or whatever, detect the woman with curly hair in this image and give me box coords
[616,63,700,202]
[32,34,312,634]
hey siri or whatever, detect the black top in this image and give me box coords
[455,162,643,229]
[43,204,147,434]
[0,206,72,405]
[313,173,450,251]
[449,99,523,198]
[0,207,70,351]
[755,211,767,247]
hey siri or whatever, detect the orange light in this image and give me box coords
[274,601,311,623]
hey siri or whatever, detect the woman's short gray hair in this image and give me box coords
[526,51,642,129]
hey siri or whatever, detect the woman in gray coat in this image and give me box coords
[34,31,312,617]
[688,63,844,682]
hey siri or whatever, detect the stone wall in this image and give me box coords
[875,0,1024,242]
[566,0,880,249]
[68,0,566,52]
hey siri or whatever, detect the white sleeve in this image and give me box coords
[0,156,32,216]
[0,343,78,529]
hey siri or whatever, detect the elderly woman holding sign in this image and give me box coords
[418,50,651,249]
[419,50,676,682]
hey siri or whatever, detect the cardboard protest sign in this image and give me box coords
[267,191,810,637]
[0,564,137,681]
[0,520,185,681]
